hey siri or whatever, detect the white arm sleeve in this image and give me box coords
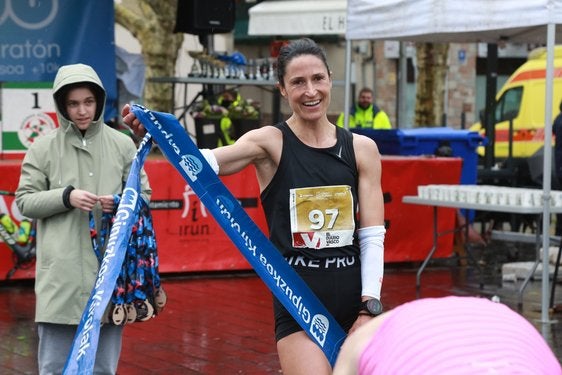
[358,225,386,299]
[200,148,219,175]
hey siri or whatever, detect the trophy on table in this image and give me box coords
[188,50,203,77]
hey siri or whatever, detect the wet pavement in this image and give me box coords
[1,240,562,374]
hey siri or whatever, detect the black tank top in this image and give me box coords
[261,122,359,259]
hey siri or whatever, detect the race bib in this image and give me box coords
[289,185,355,249]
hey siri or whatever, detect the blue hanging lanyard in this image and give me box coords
[89,198,118,264]
[88,194,164,324]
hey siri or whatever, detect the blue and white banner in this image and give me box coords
[131,105,347,366]
[62,135,153,374]
[0,0,117,119]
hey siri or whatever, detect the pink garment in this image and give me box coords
[359,296,561,374]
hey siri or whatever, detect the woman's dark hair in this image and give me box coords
[276,38,331,87]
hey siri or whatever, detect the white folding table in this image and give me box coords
[403,193,562,311]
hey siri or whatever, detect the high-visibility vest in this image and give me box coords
[337,104,392,129]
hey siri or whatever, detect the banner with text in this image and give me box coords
[0,0,117,122]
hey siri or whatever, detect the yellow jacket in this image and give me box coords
[218,117,235,146]
[337,104,392,129]
[217,92,242,146]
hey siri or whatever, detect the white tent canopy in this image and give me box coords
[347,0,562,43]
[345,0,562,323]
[248,0,347,36]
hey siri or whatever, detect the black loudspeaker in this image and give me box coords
[175,0,235,35]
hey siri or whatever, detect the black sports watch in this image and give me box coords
[359,298,383,317]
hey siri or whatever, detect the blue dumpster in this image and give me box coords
[351,127,488,185]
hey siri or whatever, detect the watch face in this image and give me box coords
[366,299,383,315]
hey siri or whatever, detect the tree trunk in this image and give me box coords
[415,43,449,127]
[115,0,184,112]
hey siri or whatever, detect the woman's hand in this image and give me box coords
[121,103,147,138]
[69,189,99,212]
[347,313,374,335]
[98,195,115,213]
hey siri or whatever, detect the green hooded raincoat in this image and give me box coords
[16,64,151,324]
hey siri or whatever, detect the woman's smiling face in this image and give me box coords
[279,54,332,123]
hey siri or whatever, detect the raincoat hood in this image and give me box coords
[53,63,106,129]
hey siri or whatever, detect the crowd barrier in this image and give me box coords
[0,155,462,280]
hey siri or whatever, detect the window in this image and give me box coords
[495,86,523,123]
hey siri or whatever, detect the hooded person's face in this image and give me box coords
[65,87,97,132]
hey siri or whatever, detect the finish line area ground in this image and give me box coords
[1,257,561,373]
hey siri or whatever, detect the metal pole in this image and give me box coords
[398,42,408,129]
[484,44,498,169]
[541,23,556,324]
[344,40,353,129]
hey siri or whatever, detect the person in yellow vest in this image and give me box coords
[217,89,242,146]
[337,87,392,129]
